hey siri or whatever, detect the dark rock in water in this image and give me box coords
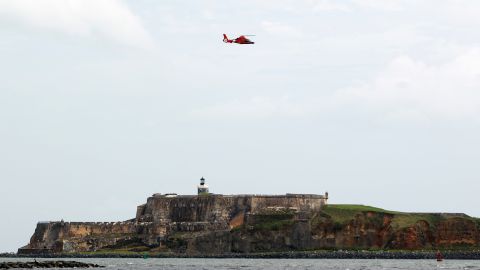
[0,260,104,268]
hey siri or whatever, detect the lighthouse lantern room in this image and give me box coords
[197,177,209,195]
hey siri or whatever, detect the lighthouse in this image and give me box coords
[197,177,209,195]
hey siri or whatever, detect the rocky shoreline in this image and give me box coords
[3,250,480,259]
[0,260,104,269]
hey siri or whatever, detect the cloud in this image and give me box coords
[351,0,404,11]
[191,96,317,119]
[0,0,153,49]
[335,49,480,121]
[256,0,406,14]
[194,49,480,123]
[261,21,302,38]
[311,0,351,12]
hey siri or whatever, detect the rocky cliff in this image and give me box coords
[176,206,480,254]
[18,221,136,253]
[18,194,480,255]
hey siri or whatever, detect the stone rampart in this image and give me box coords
[18,221,136,253]
[136,194,326,224]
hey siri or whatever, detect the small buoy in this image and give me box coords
[436,250,444,262]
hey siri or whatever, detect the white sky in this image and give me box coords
[1,0,480,252]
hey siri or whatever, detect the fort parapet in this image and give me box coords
[137,193,326,223]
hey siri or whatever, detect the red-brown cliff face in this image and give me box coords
[210,211,479,254]
[435,218,479,246]
[388,220,434,249]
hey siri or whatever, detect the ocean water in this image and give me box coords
[1,258,479,270]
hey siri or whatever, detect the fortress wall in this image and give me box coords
[137,194,325,226]
[26,222,63,250]
[249,194,325,213]
[140,195,246,223]
[136,195,231,245]
[136,195,253,245]
[136,204,147,220]
[62,222,136,238]
[167,196,232,223]
[19,221,136,253]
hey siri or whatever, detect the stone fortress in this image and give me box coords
[19,178,329,254]
[20,177,480,254]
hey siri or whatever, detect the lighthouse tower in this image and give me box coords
[197,177,209,195]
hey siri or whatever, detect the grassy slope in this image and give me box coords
[250,211,295,231]
[251,204,478,231]
[322,204,476,229]
[321,204,393,224]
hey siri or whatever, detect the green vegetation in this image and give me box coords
[230,225,244,232]
[170,231,190,239]
[249,204,477,232]
[475,218,480,230]
[89,237,153,254]
[251,212,295,231]
[321,204,396,224]
[320,204,470,229]
[325,204,393,212]
[390,213,446,229]
[165,232,191,250]
[253,219,294,231]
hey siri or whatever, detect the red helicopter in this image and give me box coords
[223,34,255,44]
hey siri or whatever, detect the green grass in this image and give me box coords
[321,204,396,224]
[253,219,294,231]
[390,213,446,229]
[325,204,393,212]
[251,212,295,231]
[321,204,459,229]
